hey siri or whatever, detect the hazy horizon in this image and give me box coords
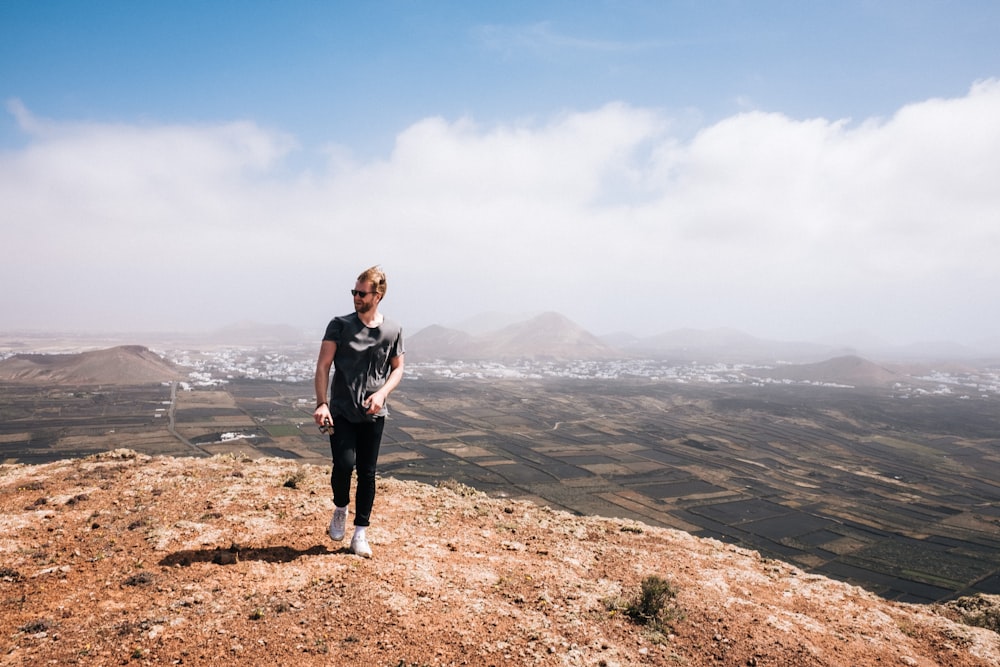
[4,310,1000,357]
[2,2,999,347]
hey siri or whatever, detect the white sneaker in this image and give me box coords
[350,532,372,558]
[328,507,347,542]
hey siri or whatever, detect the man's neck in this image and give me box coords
[357,309,383,328]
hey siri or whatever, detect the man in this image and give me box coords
[313,266,405,558]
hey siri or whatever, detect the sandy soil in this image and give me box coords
[1,450,998,666]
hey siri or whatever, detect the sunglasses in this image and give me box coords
[351,289,377,298]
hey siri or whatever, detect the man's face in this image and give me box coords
[353,280,379,314]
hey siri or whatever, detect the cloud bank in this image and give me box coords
[2,82,999,345]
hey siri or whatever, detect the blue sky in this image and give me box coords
[2,1,1000,348]
[4,2,996,152]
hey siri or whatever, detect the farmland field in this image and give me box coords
[4,375,1000,603]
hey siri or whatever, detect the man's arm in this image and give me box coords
[365,354,405,415]
[313,340,336,425]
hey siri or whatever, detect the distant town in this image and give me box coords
[148,345,1000,399]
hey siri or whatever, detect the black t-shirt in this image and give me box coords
[323,312,404,422]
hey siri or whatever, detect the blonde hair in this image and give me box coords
[357,265,387,297]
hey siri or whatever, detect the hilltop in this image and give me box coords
[2,451,999,666]
[0,345,182,385]
[753,355,903,387]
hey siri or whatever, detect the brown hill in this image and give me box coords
[756,355,903,387]
[404,324,478,362]
[1,451,998,666]
[409,312,618,361]
[0,345,183,385]
[483,311,617,360]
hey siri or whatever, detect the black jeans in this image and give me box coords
[329,416,384,527]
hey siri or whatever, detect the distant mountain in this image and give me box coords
[0,345,184,385]
[885,340,984,361]
[754,355,902,387]
[597,330,643,349]
[406,324,478,360]
[410,312,995,365]
[447,311,541,335]
[620,327,838,363]
[815,335,993,363]
[814,330,894,353]
[408,312,618,361]
[481,312,617,360]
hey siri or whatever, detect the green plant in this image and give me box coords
[624,575,682,632]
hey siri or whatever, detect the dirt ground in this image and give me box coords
[1,450,998,666]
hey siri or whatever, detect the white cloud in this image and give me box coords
[2,82,999,344]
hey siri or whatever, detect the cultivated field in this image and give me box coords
[4,376,1000,604]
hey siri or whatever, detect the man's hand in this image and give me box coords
[314,403,332,426]
[364,391,386,415]
[363,355,403,416]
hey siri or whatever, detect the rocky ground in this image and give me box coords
[1,450,999,666]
